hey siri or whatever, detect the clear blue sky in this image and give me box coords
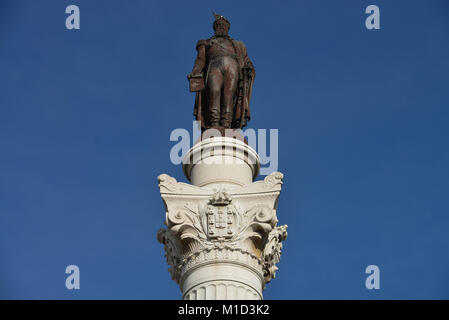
[1,0,448,299]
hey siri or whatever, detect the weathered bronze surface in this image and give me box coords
[188,13,255,131]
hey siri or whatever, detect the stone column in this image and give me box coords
[157,136,287,300]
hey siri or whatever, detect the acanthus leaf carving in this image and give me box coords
[158,173,287,287]
[158,174,179,192]
[157,227,182,282]
[262,225,288,283]
[263,171,283,189]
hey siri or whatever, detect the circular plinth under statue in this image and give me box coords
[182,135,260,188]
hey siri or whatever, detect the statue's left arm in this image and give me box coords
[189,40,207,78]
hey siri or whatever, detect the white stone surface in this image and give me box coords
[158,137,287,300]
[182,262,263,300]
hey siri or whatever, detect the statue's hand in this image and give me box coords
[245,61,254,70]
[187,71,202,80]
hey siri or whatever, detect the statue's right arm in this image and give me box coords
[190,40,207,77]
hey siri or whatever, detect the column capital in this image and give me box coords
[157,171,287,299]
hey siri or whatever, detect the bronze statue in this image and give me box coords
[188,13,255,131]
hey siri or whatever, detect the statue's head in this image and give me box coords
[212,12,230,37]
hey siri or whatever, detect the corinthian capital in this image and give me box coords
[157,171,287,289]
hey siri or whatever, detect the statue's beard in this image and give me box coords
[214,29,228,37]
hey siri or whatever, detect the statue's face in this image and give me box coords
[214,20,229,37]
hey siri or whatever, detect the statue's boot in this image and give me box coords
[208,102,221,128]
[221,97,233,128]
[221,116,232,128]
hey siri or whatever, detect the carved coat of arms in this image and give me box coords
[201,190,240,240]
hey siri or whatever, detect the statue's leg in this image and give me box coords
[221,59,239,128]
[206,67,224,128]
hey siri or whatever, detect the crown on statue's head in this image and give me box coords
[212,12,230,28]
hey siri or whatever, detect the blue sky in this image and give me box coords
[0,0,448,299]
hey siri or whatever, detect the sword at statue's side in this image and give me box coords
[239,67,255,129]
[247,68,255,117]
[240,68,249,129]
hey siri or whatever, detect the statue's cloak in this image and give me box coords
[193,37,255,130]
